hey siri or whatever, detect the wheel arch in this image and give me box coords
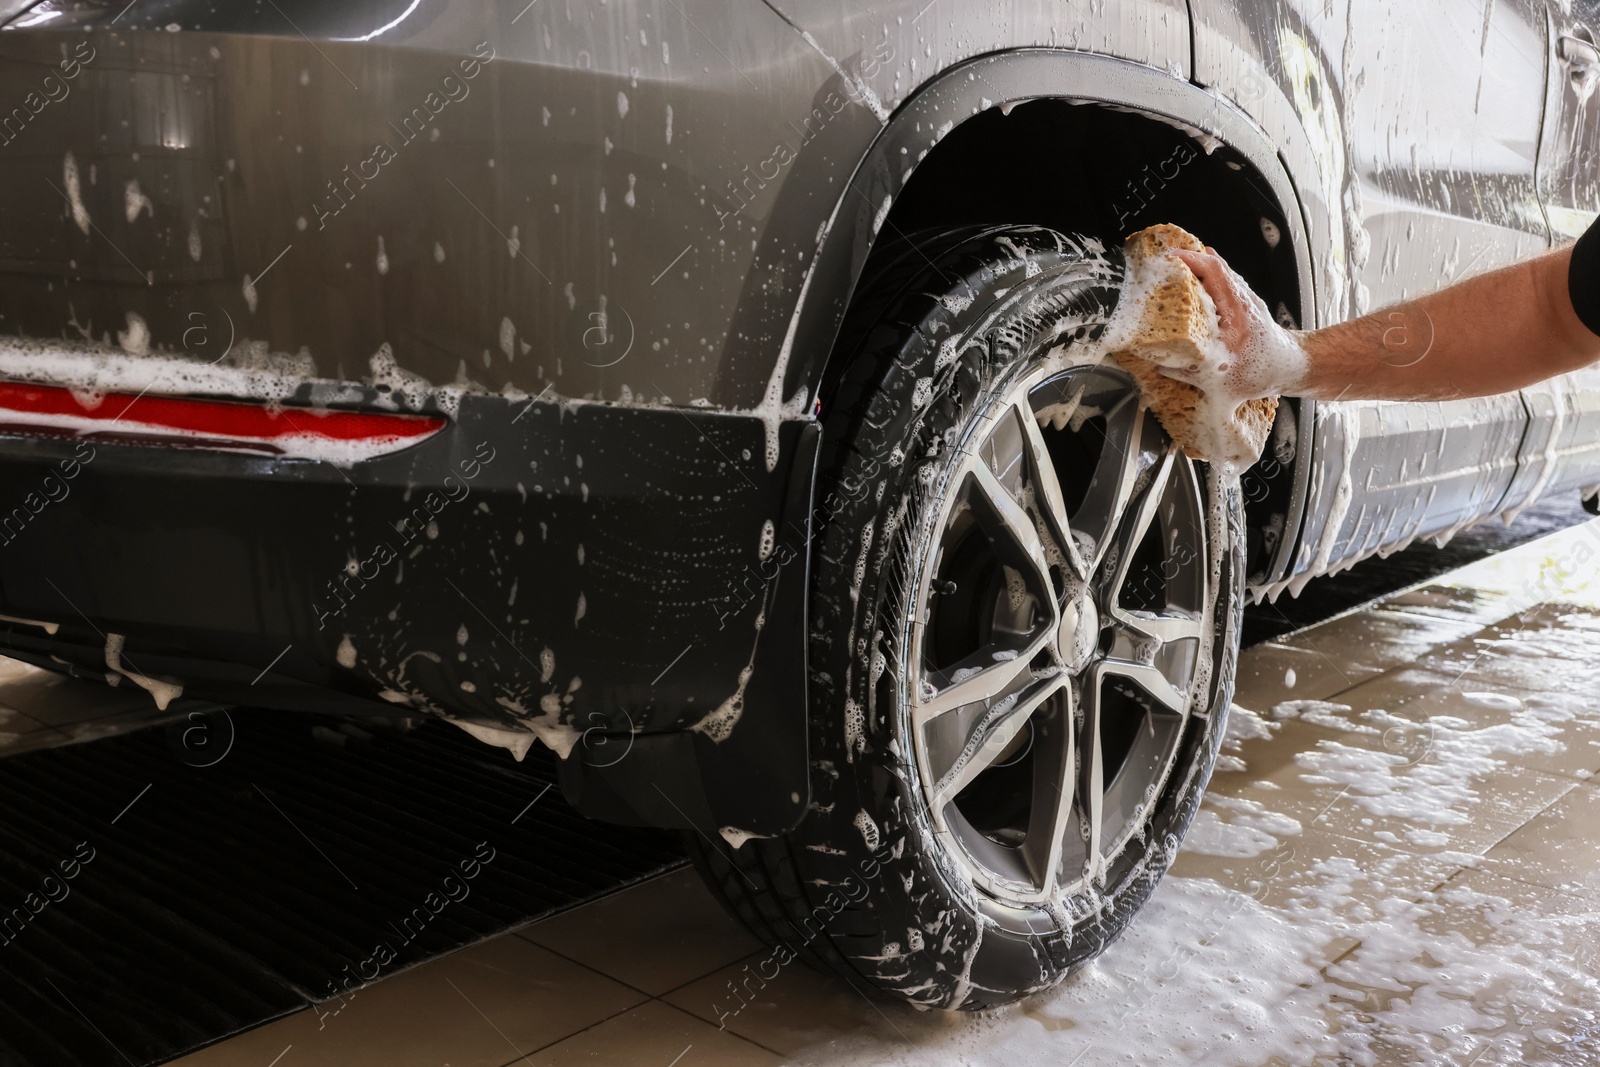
[782,48,1321,592]
[572,50,1326,839]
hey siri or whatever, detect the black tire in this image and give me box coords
[689,226,1244,1010]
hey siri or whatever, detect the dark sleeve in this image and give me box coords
[1568,217,1600,338]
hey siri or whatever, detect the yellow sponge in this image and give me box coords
[1109,224,1277,464]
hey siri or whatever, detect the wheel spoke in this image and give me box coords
[1076,399,1157,576]
[1115,609,1206,647]
[1079,670,1106,881]
[1096,657,1190,717]
[1104,447,1208,654]
[1021,679,1077,893]
[969,462,1046,572]
[915,632,1048,724]
[931,672,1066,812]
[1011,399,1087,580]
[1103,446,1174,595]
[966,462,1059,621]
[1080,657,1192,877]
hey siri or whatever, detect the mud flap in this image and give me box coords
[561,421,820,839]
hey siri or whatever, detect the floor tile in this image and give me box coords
[1368,684,1600,783]
[1428,516,1600,611]
[52,703,194,746]
[1413,602,1600,697]
[1380,581,1524,630]
[1309,663,1462,720]
[1436,865,1600,971]
[1305,757,1576,859]
[519,867,760,997]
[0,658,47,730]
[0,657,182,754]
[0,692,65,758]
[1274,605,1488,685]
[664,952,919,1057]
[1211,698,1580,860]
[0,724,71,758]
[0,654,42,689]
[1232,641,1359,711]
[1174,811,1463,913]
[168,933,645,1067]
[0,662,161,726]
[1172,816,1467,970]
[1210,706,1350,802]
[1480,780,1600,894]
[525,999,783,1066]
[1308,867,1600,1067]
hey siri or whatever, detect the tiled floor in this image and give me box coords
[0,654,188,755]
[170,520,1600,1066]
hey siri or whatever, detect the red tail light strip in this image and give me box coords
[0,380,447,461]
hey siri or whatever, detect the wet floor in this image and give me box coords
[162,514,1600,1067]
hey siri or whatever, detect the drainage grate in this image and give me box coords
[0,711,684,1067]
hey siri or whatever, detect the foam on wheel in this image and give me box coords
[689,226,1245,1009]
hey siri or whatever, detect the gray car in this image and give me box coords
[0,0,1595,1009]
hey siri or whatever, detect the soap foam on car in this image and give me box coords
[1102,223,1297,471]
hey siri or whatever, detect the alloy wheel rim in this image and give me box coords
[908,364,1210,906]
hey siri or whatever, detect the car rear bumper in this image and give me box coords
[0,392,818,834]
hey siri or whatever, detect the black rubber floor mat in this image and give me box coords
[0,711,684,1067]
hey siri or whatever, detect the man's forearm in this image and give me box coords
[1296,247,1600,401]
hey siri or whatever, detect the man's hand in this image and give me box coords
[1170,239,1599,403]
[1159,247,1308,403]
[1171,248,1260,354]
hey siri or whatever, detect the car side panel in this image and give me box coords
[1279,395,1527,599]
[0,4,1196,836]
[1507,370,1600,514]
[1193,0,1548,596]
[0,1,1188,415]
[1537,0,1600,241]
[1511,2,1600,519]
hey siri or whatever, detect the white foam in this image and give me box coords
[1294,705,1565,828]
[718,826,767,849]
[1183,808,1281,857]
[450,719,538,761]
[62,152,90,234]
[785,802,1595,1066]
[1103,247,1308,469]
[104,632,182,710]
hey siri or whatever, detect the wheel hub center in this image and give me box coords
[1058,592,1099,673]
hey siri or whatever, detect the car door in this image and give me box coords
[1537,1,1600,238]
[1191,0,1547,593]
[1507,0,1600,516]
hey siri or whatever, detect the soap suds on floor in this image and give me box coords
[783,539,1600,1066]
[787,830,1595,1067]
[791,860,1600,1067]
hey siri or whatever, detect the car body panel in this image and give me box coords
[1510,368,1600,511]
[0,387,821,834]
[0,3,1202,835]
[1516,1,1600,519]
[1275,394,1528,601]
[1538,0,1600,242]
[1191,0,1576,599]
[2,0,1600,835]
[0,0,1188,414]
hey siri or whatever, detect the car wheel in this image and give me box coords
[689,225,1244,1010]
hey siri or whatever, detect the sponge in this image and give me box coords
[1108,224,1278,466]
